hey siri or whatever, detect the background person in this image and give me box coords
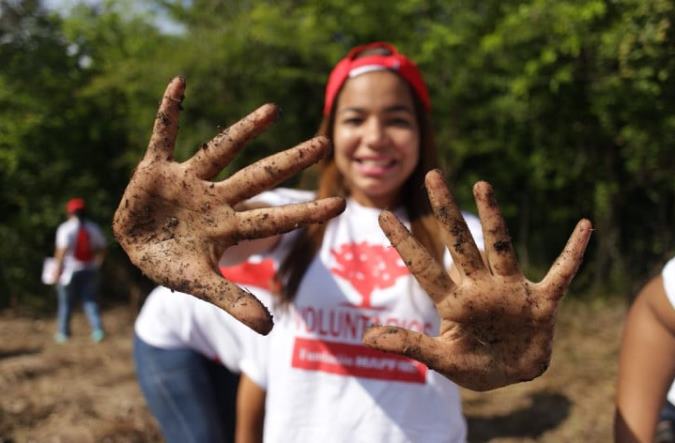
[133,254,280,443]
[52,197,107,343]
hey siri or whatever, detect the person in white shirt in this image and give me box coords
[52,197,106,343]
[233,42,591,443]
[113,42,592,443]
[133,257,277,443]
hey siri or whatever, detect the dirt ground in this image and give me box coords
[0,296,625,442]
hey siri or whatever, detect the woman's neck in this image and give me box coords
[348,190,402,210]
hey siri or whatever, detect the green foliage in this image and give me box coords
[1,0,673,308]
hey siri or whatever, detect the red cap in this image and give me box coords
[66,198,85,214]
[323,42,431,116]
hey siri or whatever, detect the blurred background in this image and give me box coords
[1,1,674,441]
[2,0,674,310]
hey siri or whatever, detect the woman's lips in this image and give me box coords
[354,158,397,176]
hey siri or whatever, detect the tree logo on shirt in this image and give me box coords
[330,242,409,309]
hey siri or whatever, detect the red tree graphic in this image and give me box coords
[330,242,409,309]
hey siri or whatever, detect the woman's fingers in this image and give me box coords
[184,104,279,180]
[234,197,345,240]
[425,170,486,278]
[191,273,274,335]
[363,326,457,375]
[537,218,593,301]
[146,257,274,335]
[145,77,185,162]
[473,181,520,276]
[217,137,330,206]
[363,326,435,361]
[378,211,456,305]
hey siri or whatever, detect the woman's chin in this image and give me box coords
[350,184,401,208]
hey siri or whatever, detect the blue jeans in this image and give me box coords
[657,400,675,443]
[56,269,103,336]
[133,333,239,443]
[662,400,675,422]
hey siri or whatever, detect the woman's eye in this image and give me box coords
[341,117,363,125]
[388,117,413,127]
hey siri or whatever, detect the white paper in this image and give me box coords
[41,257,57,285]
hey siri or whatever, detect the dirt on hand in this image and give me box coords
[365,171,594,391]
[112,77,345,336]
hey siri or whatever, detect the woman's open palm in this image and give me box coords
[112,77,344,335]
[364,170,592,390]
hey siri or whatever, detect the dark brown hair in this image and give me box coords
[278,50,444,304]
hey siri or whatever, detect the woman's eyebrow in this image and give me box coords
[383,105,414,114]
[338,106,366,115]
[338,104,414,115]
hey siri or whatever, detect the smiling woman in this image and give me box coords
[332,70,420,209]
[229,42,591,443]
[114,42,592,443]
[279,42,442,307]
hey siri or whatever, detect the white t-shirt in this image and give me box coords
[241,190,484,443]
[662,258,675,309]
[55,217,106,285]
[135,286,273,372]
[659,257,675,405]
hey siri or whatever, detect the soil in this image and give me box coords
[0,297,625,442]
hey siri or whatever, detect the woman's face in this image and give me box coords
[333,70,420,209]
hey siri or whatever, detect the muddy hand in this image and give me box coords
[112,77,345,335]
[364,169,592,390]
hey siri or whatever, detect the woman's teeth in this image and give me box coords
[357,158,395,167]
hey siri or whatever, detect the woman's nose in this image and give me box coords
[363,118,387,148]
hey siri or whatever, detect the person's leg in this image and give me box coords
[78,269,104,338]
[133,333,236,443]
[208,356,240,440]
[55,283,74,339]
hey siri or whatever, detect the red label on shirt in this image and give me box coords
[219,259,279,292]
[291,337,427,383]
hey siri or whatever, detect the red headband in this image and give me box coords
[323,42,431,116]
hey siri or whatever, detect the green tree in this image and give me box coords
[0,0,166,307]
[1,0,673,308]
